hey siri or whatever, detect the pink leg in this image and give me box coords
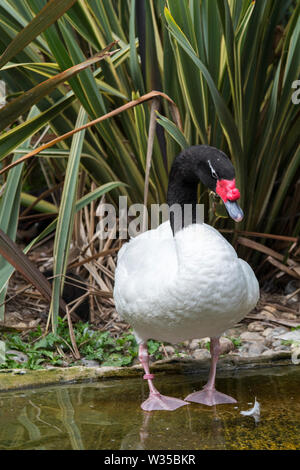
[139,343,188,411]
[185,337,237,406]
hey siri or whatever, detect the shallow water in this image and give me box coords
[0,365,299,450]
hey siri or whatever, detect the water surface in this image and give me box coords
[0,365,299,450]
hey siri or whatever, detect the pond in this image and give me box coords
[0,365,299,450]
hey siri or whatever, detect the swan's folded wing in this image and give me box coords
[238,258,259,311]
[114,221,177,312]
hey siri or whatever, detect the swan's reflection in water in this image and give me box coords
[121,405,228,450]
[0,366,299,450]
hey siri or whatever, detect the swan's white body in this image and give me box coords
[114,221,259,344]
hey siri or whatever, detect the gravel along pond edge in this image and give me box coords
[0,350,296,392]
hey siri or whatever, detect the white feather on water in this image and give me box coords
[240,397,261,423]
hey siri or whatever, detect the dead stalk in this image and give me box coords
[142,98,160,233]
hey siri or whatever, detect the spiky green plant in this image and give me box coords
[1,1,298,230]
[164,0,300,238]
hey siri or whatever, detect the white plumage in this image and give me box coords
[114,221,259,345]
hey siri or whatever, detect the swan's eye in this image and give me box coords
[208,160,218,179]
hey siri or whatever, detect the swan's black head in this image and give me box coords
[167,145,243,224]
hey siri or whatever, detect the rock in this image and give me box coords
[160,345,176,355]
[262,349,274,356]
[198,337,211,349]
[6,350,28,363]
[80,358,100,367]
[247,342,266,357]
[271,339,282,348]
[240,332,264,343]
[239,350,251,357]
[262,327,275,337]
[263,327,289,347]
[189,339,202,350]
[277,331,300,342]
[239,343,251,353]
[247,321,265,332]
[264,337,272,347]
[258,310,276,320]
[280,312,297,321]
[273,345,291,352]
[224,327,243,337]
[219,337,234,354]
[267,326,289,338]
[192,337,234,354]
[264,337,275,348]
[192,349,211,361]
[263,305,277,314]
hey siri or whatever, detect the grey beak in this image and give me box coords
[224,200,244,222]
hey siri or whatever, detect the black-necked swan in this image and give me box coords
[114,145,259,411]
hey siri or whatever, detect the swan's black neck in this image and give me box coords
[167,170,199,235]
[167,147,205,235]
[166,145,235,235]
